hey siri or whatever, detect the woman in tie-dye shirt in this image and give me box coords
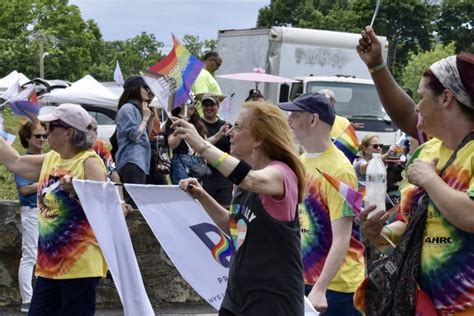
[0,103,107,315]
[357,27,474,315]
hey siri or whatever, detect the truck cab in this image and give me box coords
[281,75,402,146]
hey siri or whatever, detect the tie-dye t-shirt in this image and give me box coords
[36,150,107,279]
[400,137,474,315]
[300,144,365,293]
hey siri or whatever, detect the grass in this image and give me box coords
[0,107,27,200]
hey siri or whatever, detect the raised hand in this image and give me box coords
[356,26,384,68]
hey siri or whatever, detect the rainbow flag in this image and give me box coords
[334,124,359,163]
[148,34,203,109]
[317,168,362,216]
[8,86,42,120]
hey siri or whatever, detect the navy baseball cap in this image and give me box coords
[278,92,336,126]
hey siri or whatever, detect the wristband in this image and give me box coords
[369,62,385,74]
[212,152,229,169]
[227,159,252,185]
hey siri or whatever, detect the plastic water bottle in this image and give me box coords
[365,153,387,217]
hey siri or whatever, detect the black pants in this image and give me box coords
[119,163,147,209]
[28,276,100,316]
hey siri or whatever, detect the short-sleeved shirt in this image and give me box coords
[36,150,107,280]
[192,69,222,115]
[300,144,365,292]
[400,137,474,314]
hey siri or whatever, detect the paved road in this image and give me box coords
[0,304,217,316]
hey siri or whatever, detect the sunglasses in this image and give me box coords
[371,144,384,149]
[143,85,152,92]
[33,133,48,139]
[48,121,72,132]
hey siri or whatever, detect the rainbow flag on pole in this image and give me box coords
[8,85,42,121]
[147,34,203,109]
[334,124,359,163]
[317,168,362,216]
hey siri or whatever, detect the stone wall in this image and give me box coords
[0,200,203,309]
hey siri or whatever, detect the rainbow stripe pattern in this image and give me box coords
[211,233,233,267]
[334,124,359,163]
[148,34,203,109]
[399,138,474,314]
[318,168,363,217]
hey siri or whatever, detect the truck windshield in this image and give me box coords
[306,82,386,119]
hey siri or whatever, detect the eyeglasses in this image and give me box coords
[48,121,71,132]
[371,144,384,149]
[33,133,48,139]
[233,122,247,132]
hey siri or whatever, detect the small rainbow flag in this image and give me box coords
[334,124,359,163]
[8,86,42,120]
[317,168,362,216]
[148,34,203,109]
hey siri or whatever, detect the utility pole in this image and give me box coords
[38,33,45,78]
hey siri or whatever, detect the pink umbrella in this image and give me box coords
[216,68,298,89]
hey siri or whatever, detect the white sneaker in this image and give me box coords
[20,303,30,313]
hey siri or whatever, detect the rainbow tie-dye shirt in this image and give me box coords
[400,137,474,315]
[300,144,365,293]
[36,150,107,279]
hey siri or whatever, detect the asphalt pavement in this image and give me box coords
[0,304,217,316]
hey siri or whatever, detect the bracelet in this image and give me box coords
[197,140,211,155]
[369,62,385,74]
[212,152,229,169]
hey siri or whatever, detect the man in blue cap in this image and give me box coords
[279,93,364,316]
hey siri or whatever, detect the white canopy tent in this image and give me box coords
[0,70,31,89]
[39,74,119,108]
[40,75,160,108]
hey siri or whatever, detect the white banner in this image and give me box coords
[73,180,154,316]
[125,184,230,310]
[126,184,318,315]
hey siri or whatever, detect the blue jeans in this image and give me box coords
[29,276,100,316]
[305,286,361,316]
[171,154,202,185]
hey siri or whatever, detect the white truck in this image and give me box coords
[216,26,402,145]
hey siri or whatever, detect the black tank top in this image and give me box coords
[221,188,304,316]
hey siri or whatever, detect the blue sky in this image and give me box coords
[69,0,270,50]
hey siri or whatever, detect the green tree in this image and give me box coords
[0,0,35,76]
[257,0,351,27]
[256,0,436,81]
[401,42,456,102]
[436,0,474,53]
[352,0,437,80]
[182,35,217,59]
